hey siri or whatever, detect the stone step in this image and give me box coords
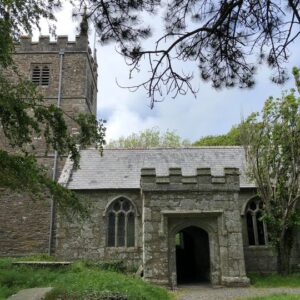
[7,287,53,300]
[12,261,71,267]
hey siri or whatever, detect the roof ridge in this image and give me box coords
[84,146,244,151]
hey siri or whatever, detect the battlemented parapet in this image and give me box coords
[140,167,240,192]
[141,166,249,287]
[15,35,98,77]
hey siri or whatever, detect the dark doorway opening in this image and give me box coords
[176,226,210,284]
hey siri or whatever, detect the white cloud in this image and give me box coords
[33,4,300,143]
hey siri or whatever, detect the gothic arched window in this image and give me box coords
[107,197,135,247]
[246,197,267,246]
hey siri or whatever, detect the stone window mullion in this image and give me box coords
[263,221,268,244]
[252,213,259,245]
[115,212,119,246]
[125,212,128,247]
[246,198,268,246]
[106,197,136,248]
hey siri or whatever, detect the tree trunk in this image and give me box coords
[277,228,294,275]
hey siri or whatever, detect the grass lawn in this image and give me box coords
[241,294,300,300]
[237,273,300,300]
[0,257,172,300]
[249,273,300,288]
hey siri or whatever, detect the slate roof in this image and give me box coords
[63,147,254,190]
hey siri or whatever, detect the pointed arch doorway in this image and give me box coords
[175,226,210,284]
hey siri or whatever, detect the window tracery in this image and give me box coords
[107,197,135,247]
[246,197,267,246]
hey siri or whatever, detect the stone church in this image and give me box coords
[1,26,300,288]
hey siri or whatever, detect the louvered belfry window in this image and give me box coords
[31,65,50,86]
[107,197,135,247]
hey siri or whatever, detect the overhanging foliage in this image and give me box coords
[0,0,105,218]
[242,67,300,274]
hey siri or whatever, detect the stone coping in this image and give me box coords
[12,261,71,266]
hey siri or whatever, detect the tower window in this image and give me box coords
[31,64,50,86]
[106,197,135,247]
[245,197,268,246]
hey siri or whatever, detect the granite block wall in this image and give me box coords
[0,189,51,256]
[55,190,143,269]
[140,167,250,287]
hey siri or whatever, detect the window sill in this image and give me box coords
[105,247,140,252]
[244,245,271,250]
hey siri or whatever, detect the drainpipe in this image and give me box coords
[48,49,64,255]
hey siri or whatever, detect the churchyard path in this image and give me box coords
[7,287,53,300]
[176,285,300,299]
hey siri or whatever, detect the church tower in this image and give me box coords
[0,24,98,256]
[12,24,98,177]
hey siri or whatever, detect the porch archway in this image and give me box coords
[176,226,210,284]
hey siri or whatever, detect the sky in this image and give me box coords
[34,2,300,144]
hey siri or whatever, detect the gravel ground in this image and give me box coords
[176,285,300,300]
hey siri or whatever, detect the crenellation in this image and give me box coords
[56,35,69,48]
[141,167,240,191]
[197,168,212,184]
[224,167,240,175]
[18,35,31,48]
[169,167,182,175]
[197,167,211,176]
[141,168,156,176]
[16,35,97,75]
[39,35,50,43]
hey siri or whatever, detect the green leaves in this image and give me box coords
[0,75,42,147]
[0,73,106,166]
[106,128,189,148]
[242,67,300,272]
[0,1,106,218]
[0,72,106,216]
[193,125,242,146]
[0,149,90,220]
[0,0,61,37]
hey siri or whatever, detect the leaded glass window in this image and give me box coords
[246,197,268,246]
[107,198,135,247]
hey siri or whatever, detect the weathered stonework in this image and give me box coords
[0,32,97,257]
[0,189,51,256]
[2,28,300,286]
[140,167,249,287]
[55,190,143,269]
[50,150,300,287]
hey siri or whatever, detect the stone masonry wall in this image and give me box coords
[0,34,97,257]
[0,189,51,256]
[1,34,97,153]
[141,167,250,287]
[238,190,300,274]
[55,190,143,269]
